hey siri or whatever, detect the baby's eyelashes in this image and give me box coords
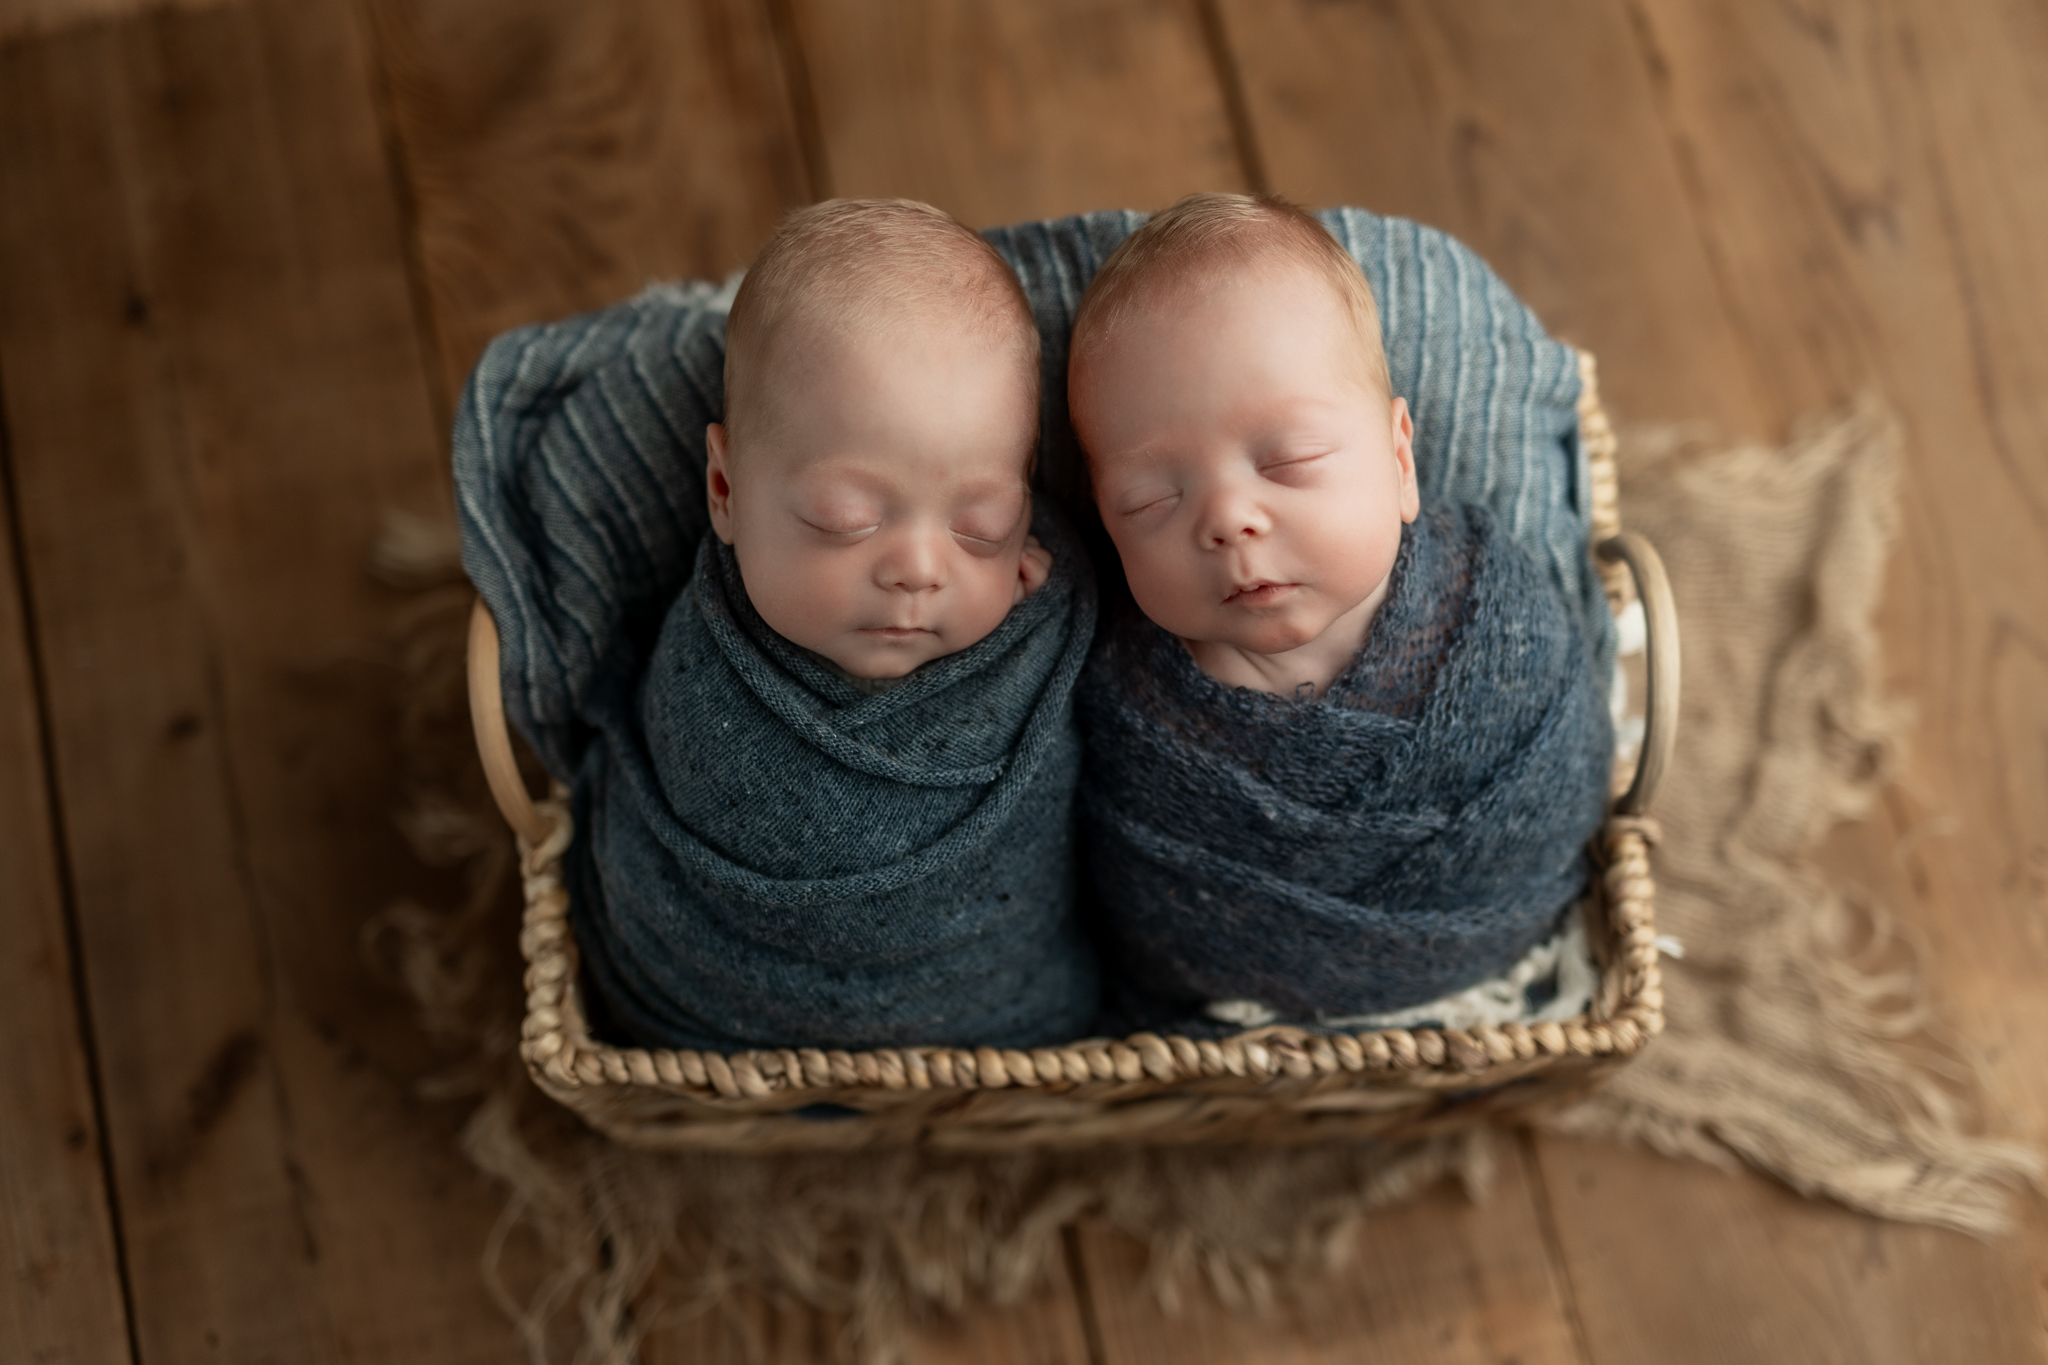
[1257,451,1329,481]
[1114,489,1181,519]
[803,518,881,539]
[951,529,1009,556]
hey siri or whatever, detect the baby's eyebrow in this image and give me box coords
[950,474,1030,503]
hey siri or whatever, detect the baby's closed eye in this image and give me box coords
[797,496,884,537]
[802,516,880,538]
[950,495,1027,550]
[1257,449,1332,483]
[1112,485,1181,519]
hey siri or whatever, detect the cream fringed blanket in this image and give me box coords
[372,400,2037,1364]
[1546,399,2041,1230]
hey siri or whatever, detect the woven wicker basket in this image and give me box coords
[468,352,1678,1152]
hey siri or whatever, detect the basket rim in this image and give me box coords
[507,347,1667,1111]
[514,807,1663,1104]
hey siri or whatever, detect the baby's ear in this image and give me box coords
[1016,535,1053,602]
[1389,398,1421,523]
[705,422,737,543]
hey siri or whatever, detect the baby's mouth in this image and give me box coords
[1224,582,1299,608]
[862,626,936,640]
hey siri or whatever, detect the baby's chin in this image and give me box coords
[777,592,1022,681]
[1151,602,1332,657]
[809,625,995,681]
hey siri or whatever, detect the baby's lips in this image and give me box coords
[1224,581,1298,606]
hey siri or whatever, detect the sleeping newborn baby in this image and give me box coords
[1067,193,1612,1030]
[569,198,1099,1052]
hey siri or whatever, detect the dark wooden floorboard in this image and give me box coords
[0,432,135,1364]
[1073,1149,1584,1365]
[785,0,1246,229]
[0,2,525,1360]
[361,0,811,409]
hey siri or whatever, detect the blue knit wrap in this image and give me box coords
[1077,504,1613,1027]
[568,504,1100,1051]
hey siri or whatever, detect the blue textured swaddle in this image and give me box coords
[451,278,1100,1052]
[570,507,1100,1051]
[1077,504,1613,1029]
[455,205,1611,1051]
[988,209,1616,1031]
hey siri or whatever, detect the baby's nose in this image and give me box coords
[1196,486,1270,547]
[876,528,946,591]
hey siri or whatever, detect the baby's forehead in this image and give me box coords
[774,283,994,351]
[1074,263,1365,384]
[1129,251,1348,325]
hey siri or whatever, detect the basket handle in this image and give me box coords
[468,598,556,846]
[1597,532,1680,815]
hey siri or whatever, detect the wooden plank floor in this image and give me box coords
[1,1,2043,1360]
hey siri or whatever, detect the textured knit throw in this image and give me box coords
[1078,503,1613,1028]
[569,507,1099,1051]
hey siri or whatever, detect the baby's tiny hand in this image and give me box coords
[1015,535,1052,602]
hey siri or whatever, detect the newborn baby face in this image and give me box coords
[707,316,1050,680]
[1073,264,1418,695]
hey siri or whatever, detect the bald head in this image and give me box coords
[722,198,1041,447]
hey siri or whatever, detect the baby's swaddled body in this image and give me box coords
[1062,193,1616,1033]
[461,198,1108,1055]
[1078,500,1610,1027]
[570,505,1099,1052]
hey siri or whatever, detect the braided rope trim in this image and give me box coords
[515,808,1663,1105]
[512,354,1662,1120]
[1579,349,1633,613]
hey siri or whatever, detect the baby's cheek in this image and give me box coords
[1122,550,1206,640]
[744,550,851,649]
[954,554,1026,640]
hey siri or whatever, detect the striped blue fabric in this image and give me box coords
[455,281,731,779]
[456,211,1610,782]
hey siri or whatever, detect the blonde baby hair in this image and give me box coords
[1071,192,1390,400]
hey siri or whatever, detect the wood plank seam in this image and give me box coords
[345,0,464,436]
[1613,0,1782,429]
[185,586,332,1274]
[1516,1131,1598,1365]
[1059,1226,1109,1365]
[0,382,145,1365]
[764,0,832,201]
[1194,0,1269,197]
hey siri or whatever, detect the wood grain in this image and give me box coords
[787,0,1247,228]
[1602,0,2048,1350]
[0,2,525,1359]
[0,0,227,46]
[1621,0,2048,1132]
[1073,1149,1583,1365]
[363,0,810,407]
[657,1286,1096,1365]
[0,451,133,1365]
[1215,0,1765,433]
